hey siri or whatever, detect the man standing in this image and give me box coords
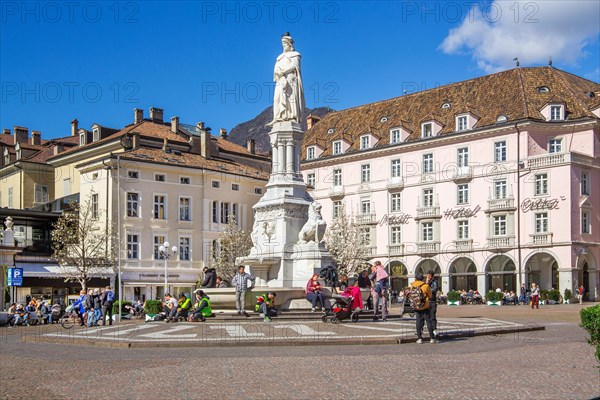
[231,266,255,316]
[100,286,115,326]
[407,272,435,344]
[425,271,439,337]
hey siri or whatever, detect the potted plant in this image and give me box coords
[564,289,572,304]
[486,291,504,306]
[447,290,461,306]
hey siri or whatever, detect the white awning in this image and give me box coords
[15,262,113,278]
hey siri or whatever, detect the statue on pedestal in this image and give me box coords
[298,202,327,244]
[268,32,305,126]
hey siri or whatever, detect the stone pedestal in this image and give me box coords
[238,121,333,296]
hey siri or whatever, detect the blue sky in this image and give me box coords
[1,1,599,139]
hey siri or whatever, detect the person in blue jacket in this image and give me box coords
[71,290,87,326]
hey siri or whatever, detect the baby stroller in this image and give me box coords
[322,295,360,324]
[400,296,416,318]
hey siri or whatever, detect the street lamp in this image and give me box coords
[159,241,178,293]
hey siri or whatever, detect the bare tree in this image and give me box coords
[212,218,253,281]
[51,196,115,291]
[324,204,370,276]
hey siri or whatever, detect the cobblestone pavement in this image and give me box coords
[0,304,598,399]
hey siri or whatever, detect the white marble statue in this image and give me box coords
[268,32,305,126]
[298,202,327,244]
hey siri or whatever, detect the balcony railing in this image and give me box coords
[355,213,377,224]
[388,244,404,255]
[527,153,565,169]
[386,177,405,191]
[453,239,473,251]
[417,242,440,254]
[530,232,553,245]
[487,197,515,211]
[328,186,345,198]
[416,206,440,218]
[453,166,473,181]
[487,236,515,250]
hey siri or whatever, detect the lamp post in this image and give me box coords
[159,241,178,294]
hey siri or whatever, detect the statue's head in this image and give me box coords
[281,32,294,51]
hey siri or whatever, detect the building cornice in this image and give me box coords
[301,117,599,169]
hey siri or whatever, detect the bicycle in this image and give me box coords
[59,305,80,329]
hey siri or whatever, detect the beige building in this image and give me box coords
[0,127,78,213]
[47,107,270,301]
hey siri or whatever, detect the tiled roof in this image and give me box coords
[118,147,269,180]
[302,67,600,158]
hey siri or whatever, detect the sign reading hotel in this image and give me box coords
[443,205,481,219]
[521,196,566,213]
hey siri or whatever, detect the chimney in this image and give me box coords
[13,126,28,144]
[171,116,179,134]
[196,122,211,159]
[247,138,256,154]
[134,108,144,124]
[306,114,321,130]
[31,131,41,145]
[149,107,163,123]
[71,119,78,136]
[189,136,201,155]
[3,129,10,135]
[219,128,228,139]
[162,138,169,152]
[132,132,140,149]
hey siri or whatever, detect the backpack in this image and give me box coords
[106,291,115,303]
[406,283,426,310]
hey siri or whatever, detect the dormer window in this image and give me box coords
[307,146,316,160]
[327,128,335,134]
[496,115,508,124]
[442,102,451,109]
[93,127,100,142]
[360,135,370,150]
[3,149,9,164]
[79,132,86,146]
[332,140,342,155]
[15,145,21,160]
[550,105,563,121]
[380,117,388,123]
[537,86,549,93]
[456,115,468,131]
[422,123,433,138]
[390,129,401,144]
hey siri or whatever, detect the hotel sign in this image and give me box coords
[521,196,566,213]
[443,205,481,219]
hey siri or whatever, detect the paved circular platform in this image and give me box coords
[18,316,544,348]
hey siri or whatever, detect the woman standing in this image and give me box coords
[305,274,325,312]
[531,283,540,309]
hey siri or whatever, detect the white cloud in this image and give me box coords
[440,1,600,73]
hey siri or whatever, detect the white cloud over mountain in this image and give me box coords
[440,0,600,73]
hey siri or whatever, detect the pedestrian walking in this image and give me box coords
[578,285,585,304]
[231,265,255,315]
[422,271,438,337]
[407,272,435,344]
[531,283,539,309]
[369,261,389,322]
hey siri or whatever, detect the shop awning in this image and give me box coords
[15,262,113,279]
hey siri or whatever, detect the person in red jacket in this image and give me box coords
[305,274,325,312]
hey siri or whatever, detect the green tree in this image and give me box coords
[51,196,115,291]
[324,204,370,276]
[212,218,253,281]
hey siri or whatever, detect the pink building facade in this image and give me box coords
[301,67,600,299]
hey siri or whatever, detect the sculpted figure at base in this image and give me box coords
[298,202,327,244]
[268,32,305,126]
